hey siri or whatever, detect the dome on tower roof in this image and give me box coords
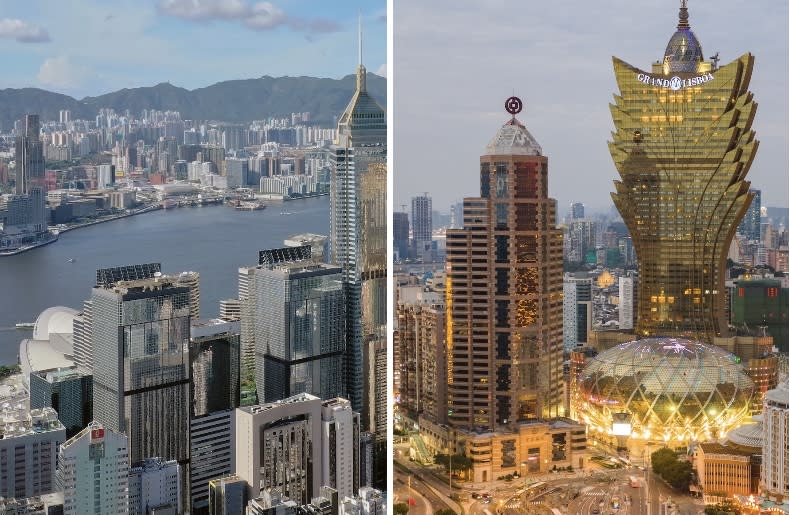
[484,118,542,156]
[663,1,703,73]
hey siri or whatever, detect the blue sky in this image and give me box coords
[0,0,386,98]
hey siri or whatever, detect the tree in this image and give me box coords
[393,503,409,515]
[650,448,675,475]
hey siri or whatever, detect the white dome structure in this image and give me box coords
[19,306,77,385]
[32,306,78,341]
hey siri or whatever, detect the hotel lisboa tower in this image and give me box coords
[609,1,758,342]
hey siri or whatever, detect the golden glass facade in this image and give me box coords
[609,9,758,341]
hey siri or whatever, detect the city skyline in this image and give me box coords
[0,0,386,98]
[394,0,788,212]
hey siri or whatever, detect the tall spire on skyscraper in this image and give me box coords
[677,0,690,29]
[356,11,367,93]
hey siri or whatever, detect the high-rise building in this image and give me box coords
[0,407,65,499]
[190,319,240,416]
[320,398,360,501]
[393,211,410,261]
[208,475,247,515]
[618,275,635,330]
[175,271,201,319]
[13,114,47,233]
[234,393,323,505]
[570,202,584,220]
[396,298,447,425]
[446,101,564,432]
[189,319,240,513]
[411,194,432,259]
[563,273,592,352]
[253,260,345,403]
[739,189,762,242]
[761,380,789,500]
[90,263,191,507]
[609,2,758,341]
[128,457,181,515]
[328,27,386,424]
[29,367,93,439]
[58,422,130,515]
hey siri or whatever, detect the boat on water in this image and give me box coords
[67,258,76,263]
[15,323,34,330]
[235,201,266,211]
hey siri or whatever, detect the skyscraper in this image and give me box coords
[253,259,345,403]
[58,422,130,515]
[90,264,191,506]
[570,202,584,220]
[329,21,386,423]
[610,2,758,341]
[563,273,592,352]
[393,211,410,261]
[12,114,47,234]
[738,188,762,242]
[446,99,564,432]
[411,194,432,258]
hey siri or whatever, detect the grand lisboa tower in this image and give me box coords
[609,0,758,342]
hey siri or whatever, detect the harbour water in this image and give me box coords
[0,197,329,365]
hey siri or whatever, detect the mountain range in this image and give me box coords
[0,73,386,130]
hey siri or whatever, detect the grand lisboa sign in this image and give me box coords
[636,72,714,91]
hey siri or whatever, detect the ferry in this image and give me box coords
[15,323,34,330]
[235,201,266,211]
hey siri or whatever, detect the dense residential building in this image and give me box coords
[609,2,758,341]
[58,422,129,515]
[761,380,789,500]
[396,293,447,425]
[445,102,564,432]
[328,41,387,428]
[89,263,191,508]
[0,407,65,499]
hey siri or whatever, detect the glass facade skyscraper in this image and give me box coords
[610,2,758,341]
[254,262,345,403]
[329,51,386,422]
[90,264,191,507]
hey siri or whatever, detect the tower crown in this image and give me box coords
[485,98,542,156]
[663,0,703,74]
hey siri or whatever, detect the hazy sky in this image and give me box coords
[394,0,788,214]
[0,0,386,98]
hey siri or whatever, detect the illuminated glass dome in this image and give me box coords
[662,1,703,74]
[576,337,754,443]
